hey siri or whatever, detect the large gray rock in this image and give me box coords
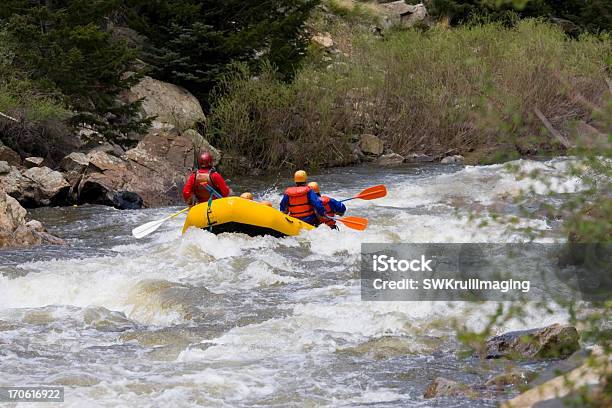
[377,152,405,166]
[23,167,70,205]
[485,324,580,360]
[0,186,64,248]
[359,134,384,156]
[381,2,428,28]
[24,156,44,168]
[0,166,69,207]
[76,131,201,207]
[423,377,476,399]
[60,152,90,173]
[120,76,206,132]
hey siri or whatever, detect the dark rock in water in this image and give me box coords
[423,377,476,399]
[112,191,143,210]
[485,324,579,360]
[485,370,537,388]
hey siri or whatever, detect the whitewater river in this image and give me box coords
[0,159,581,407]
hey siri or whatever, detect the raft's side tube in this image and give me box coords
[182,197,315,236]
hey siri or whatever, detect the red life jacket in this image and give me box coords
[320,195,336,227]
[285,186,315,219]
[193,169,217,203]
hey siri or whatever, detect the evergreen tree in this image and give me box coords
[125,0,319,106]
[0,0,150,143]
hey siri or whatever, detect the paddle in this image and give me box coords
[340,184,387,202]
[132,185,223,239]
[132,207,190,239]
[326,216,368,231]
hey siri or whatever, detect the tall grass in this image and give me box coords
[208,19,610,171]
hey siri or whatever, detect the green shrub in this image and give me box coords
[208,20,610,170]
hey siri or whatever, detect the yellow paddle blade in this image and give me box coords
[337,216,368,231]
[354,185,387,201]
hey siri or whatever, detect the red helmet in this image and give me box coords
[198,152,213,168]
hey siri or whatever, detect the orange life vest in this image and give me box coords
[285,186,315,219]
[320,195,336,227]
[193,169,216,202]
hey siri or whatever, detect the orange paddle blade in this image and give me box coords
[337,216,368,231]
[355,185,387,200]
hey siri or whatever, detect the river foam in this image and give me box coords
[0,157,577,407]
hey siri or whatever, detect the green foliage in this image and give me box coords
[0,0,150,143]
[125,0,319,106]
[209,20,610,170]
[418,0,612,33]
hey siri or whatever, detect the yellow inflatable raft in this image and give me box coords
[182,197,315,237]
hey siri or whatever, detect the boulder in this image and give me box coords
[405,153,434,163]
[76,131,198,207]
[23,167,70,205]
[0,166,69,207]
[24,156,44,168]
[120,76,206,132]
[182,129,221,165]
[377,152,405,166]
[312,33,334,48]
[0,186,64,248]
[381,2,428,28]
[60,152,90,173]
[0,161,10,175]
[359,134,384,156]
[112,191,143,210]
[485,370,537,388]
[87,150,126,172]
[441,155,464,164]
[88,142,125,158]
[0,143,21,166]
[485,324,579,360]
[423,377,476,399]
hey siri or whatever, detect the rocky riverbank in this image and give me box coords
[422,323,610,407]
[0,67,468,249]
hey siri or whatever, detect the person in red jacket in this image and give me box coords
[182,152,230,205]
[308,181,346,229]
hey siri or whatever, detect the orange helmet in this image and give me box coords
[240,192,254,200]
[307,181,320,194]
[294,170,307,183]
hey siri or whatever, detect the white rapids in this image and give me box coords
[0,158,580,407]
